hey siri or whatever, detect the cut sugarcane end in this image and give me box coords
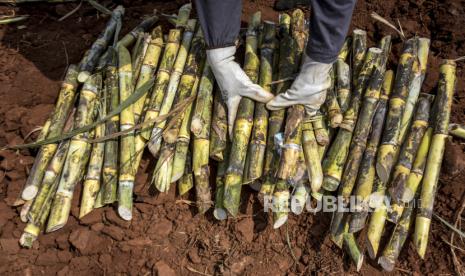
[414,216,430,259]
[20,224,40,248]
[21,186,38,201]
[147,138,162,157]
[118,206,133,221]
[77,71,91,83]
[329,114,343,128]
[378,256,394,272]
[356,254,364,272]
[291,200,305,215]
[46,223,66,233]
[273,215,288,229]
[322,176,340,191]
[214,208,228,220]
[366,240,378,260]
[171,172,184,183]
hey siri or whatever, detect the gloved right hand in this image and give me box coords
[207,46,274,138]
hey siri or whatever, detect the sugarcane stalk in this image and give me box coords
[338,37,351,61]
[162,28,206,144]
[302,119,323,197]
[449,123,465,139]
[222,12,261,217]
[190,63,215,213]
[336,60,351,114]
[275,9,306,182]
[312,113,330,146]
[339,68,385,207]
[46,73,101,232]
[291,182,309,215]
[131,31,145,70]
[399,38,430,142]
[322,48,383,192]
[260,13,296,198]
[133,26,164,123]
[77,6,124,83]
[348,70,394,233]
[117,46,136,221]
[344,232,364,271]
[118,16,158,48]
[400,127,433,203]
[178,150,193,196]
[153,75,200,192]
[376,38,418,184]
[22,65,79,201]
[213,152,228,220]
[146,20,197,155]
[366,178,388,259]
[378,35,392,69]
[378,201,415,271]
[325,67,343,128]
[415,60,456,258]
[27,139,70,224]
[140,29,182,141]
[99,51,119,205]
[79,110,105,218]
[352,29,367,83]
[387,95,432,223]
[273,179,290,229]
[209,90,228,161]
[243,21,276,184]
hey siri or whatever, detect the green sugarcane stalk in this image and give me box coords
[312,113,330,146]
[352,29,367,83]
[46,73,101,232]
[401,127,433,203]
[222,12,261,217]
[387,94,432,223]
[338,37,351,61]
[78,5,124,83]
[276,9,306,182]
[399,38,430,142]
[344,232,364,271]
[260,13,296,198]
[162,28,205,144]
[348,70,394,233]
[449,123,465,139]
[118,16,158,48]
[209,90,228,161]
[243,21,276,184]
[339,68,385,208]
[141,29,182,141]
[133,26,164,123]
[147,20,197,155]
[191,64,215,214]
[415,59,456,258]
[79,109,105,218]
[99,51,119,205]
[153,76,200,193]
[376,38,418,184]
[325,67,343,128]
[27,139,70,225]
[22,65,79,201]
[213,152,228,220]
[177,150,193,196]
[322,48,383,192]
[378,35,392,70]
[273,179,290,229]
[378,201,415,271]
[302,119,323,197]
[117,46,136,221]
[336,60,351,114]
[366,178,388,259]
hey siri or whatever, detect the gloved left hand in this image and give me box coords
[207,46,274,138]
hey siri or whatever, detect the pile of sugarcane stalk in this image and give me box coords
[13,4,458,272]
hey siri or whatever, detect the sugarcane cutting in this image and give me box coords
[2,0,463,274]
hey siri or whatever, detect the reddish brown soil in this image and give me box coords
[1,0,465,275]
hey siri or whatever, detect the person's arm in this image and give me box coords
[195,0,274,137]
[267,0,357,116]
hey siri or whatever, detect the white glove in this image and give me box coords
[207,46,274,138]
[266,54,332,116]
